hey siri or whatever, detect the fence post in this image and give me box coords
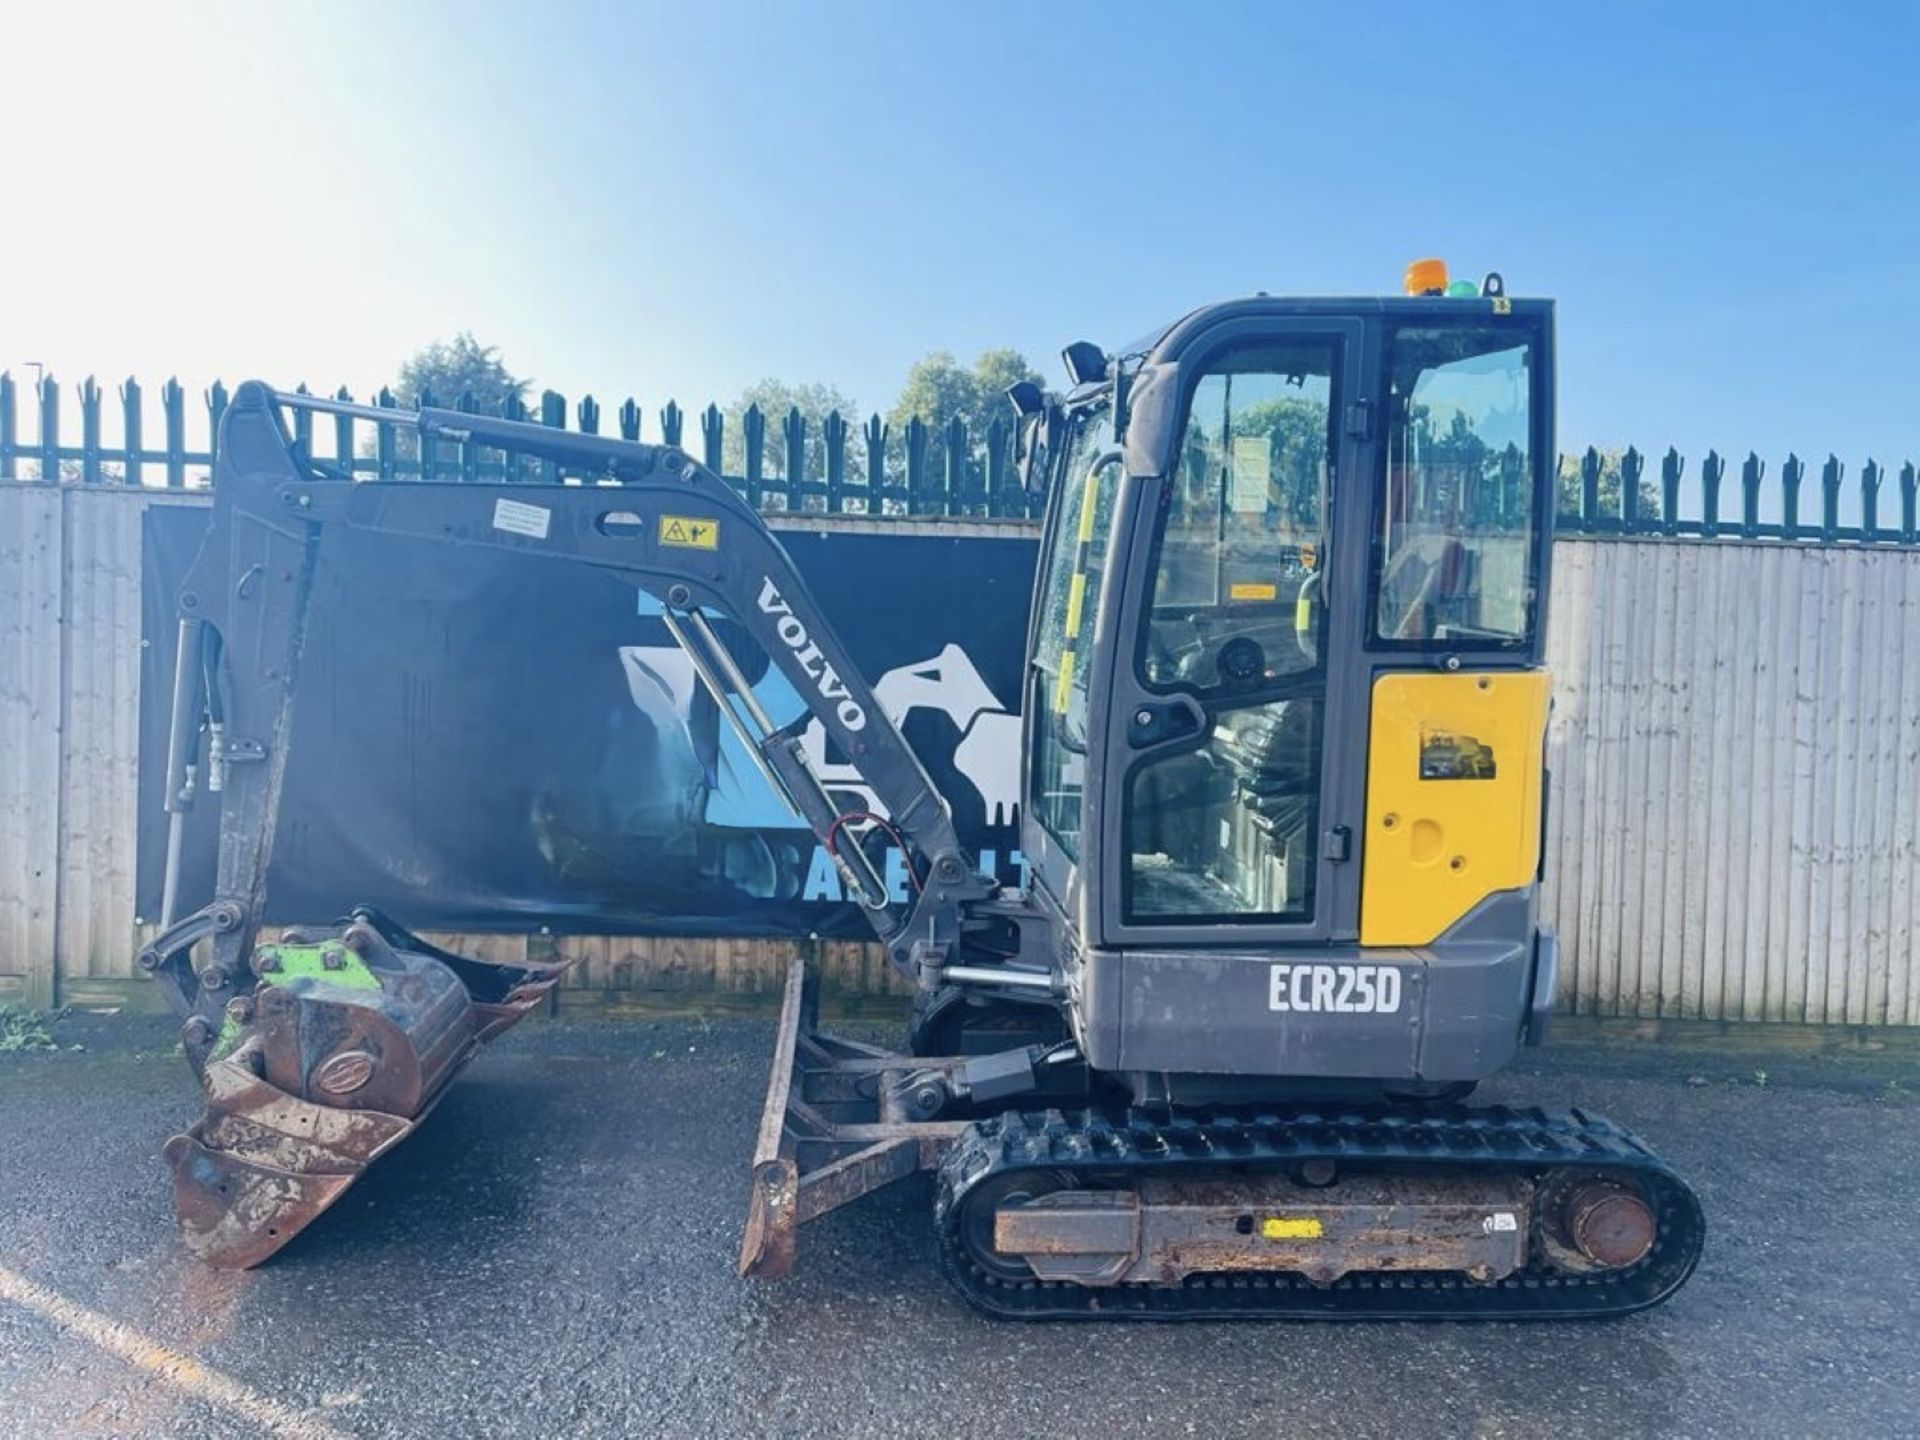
[782,405,806,511]
[79,377,102,483]
[823,409,847,514]
[617,397,641,442]
[865,414,886,515]
[574,394,599,485]
[1781,453,1803,539]
[163,378,189,488]
[288,384,314,475]
[1700,450,1723,536]
[1861,459,1882,540]
[661,400,684,450]
[1661,448,1683,535]
[0,372,14,479]
[120,379,143,487]
[905,416,928,515]
[206,382,228,481]
[743,403,765,508]
[1620,446,1643,532]
[987,416,1010,516]
[701,403,723,475]
[38,374,59,483]
[1821,455,1843,540]
[458,390,481,482]
[501,391,527,481]
[536,389,566,484]
[333,388,355,481]
[376,387,398,481]
[1901,462,1917,543]
[945,416,969,517]
[1740,452,1763,537]
[416,386,439,480]
[1579,446,1601,529]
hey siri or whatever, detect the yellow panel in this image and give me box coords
[1360,670,1551,947]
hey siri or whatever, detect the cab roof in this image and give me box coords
[1121,293,1554,369]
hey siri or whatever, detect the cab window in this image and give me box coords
[1375,327,1538,646]
[1029,407,1117,857]
[1139,341,1336,692]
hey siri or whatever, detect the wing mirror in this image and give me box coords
[1010,384,1063,496]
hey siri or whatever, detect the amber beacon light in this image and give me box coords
[1403,257,1449,296]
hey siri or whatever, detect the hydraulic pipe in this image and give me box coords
[159,617,206,928]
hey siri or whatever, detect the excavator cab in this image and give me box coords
[1016,291,1559,1090]
[142,268,1703,1318]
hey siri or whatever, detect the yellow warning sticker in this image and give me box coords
[658,514,719,550]
[1229,582,1278,602]
[1261,1217,1324,1240]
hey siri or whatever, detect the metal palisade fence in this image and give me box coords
[1559,446,1920,545]
[0,373,1038,519]
[3,370,1919,544]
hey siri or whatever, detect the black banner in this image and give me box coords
[138,508,1039,938]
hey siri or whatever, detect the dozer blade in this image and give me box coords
[163,912,570,1268]
[738,956,971,1280]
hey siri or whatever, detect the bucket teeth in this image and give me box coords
[163,925,569,1267]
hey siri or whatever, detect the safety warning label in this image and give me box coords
[658,515,719,550]
[491,497,551,540]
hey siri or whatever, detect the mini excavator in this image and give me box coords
[141,264,1704,1316]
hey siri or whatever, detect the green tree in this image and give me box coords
[722,377,860,483]
[887,348,1043,442]
[371,334,528,468]
[392,333,528,412]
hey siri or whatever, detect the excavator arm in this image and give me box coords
[143,383,994,1025]
[139,381,1013,1268]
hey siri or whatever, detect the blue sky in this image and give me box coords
[5,2,1917,467]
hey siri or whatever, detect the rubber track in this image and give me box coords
[934,1104,1705,1321]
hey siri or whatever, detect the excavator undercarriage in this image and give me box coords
[146,280,1705,1317]
[741,957,1702,1318]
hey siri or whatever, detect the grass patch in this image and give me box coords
[0,1005,65,1054]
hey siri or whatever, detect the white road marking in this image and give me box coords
[0,1262,352,1440]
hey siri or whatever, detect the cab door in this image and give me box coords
[1095,318,1370,946]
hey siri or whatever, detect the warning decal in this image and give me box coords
[491,497,551,540]
[658,514,720,550]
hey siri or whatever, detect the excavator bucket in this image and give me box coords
[158,910,569,1268]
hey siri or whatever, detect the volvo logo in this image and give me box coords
[757,577,868,734]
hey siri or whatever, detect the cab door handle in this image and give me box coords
[1127,695,1206,748]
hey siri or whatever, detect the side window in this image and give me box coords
[1140,342,1336,692]
[1376,328,1537,645]
[1030,410,1118,857]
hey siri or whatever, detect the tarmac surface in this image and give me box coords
[0,1007,1915,1439]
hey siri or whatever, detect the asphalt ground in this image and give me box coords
[1,1008,1915,1439]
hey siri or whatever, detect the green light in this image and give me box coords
[1445,280,1479,298]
